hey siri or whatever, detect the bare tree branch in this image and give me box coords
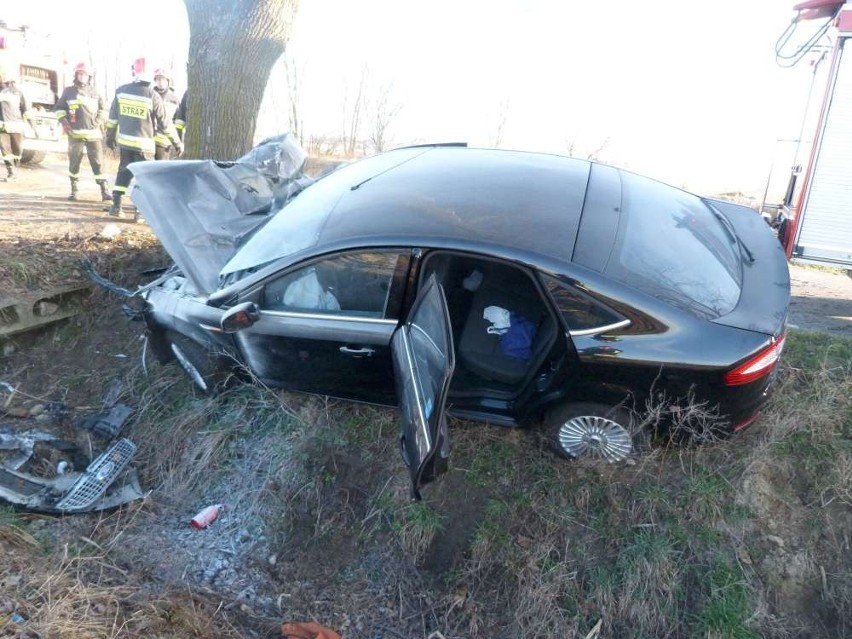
[369,81,403,153]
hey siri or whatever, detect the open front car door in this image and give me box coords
[392,275,455,500]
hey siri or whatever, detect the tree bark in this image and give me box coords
[182,0,299,159]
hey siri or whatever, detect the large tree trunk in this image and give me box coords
[182,0,299,159]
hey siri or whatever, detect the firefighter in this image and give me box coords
[104,57,183,218]
[174,90,187,144]
[54,63,111,201]
[0,71,30,182]
[152,68,181,160]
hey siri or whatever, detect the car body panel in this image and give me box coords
[233,312,399,404]
[706,198,790,337]
[129,134,310,294]
[392,275,455,499]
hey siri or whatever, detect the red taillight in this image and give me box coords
[724,331,786,386]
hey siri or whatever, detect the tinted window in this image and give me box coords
[542,275,626,332]
[607,172,741,319]
[408,285,452,420]
[263,251,400,317]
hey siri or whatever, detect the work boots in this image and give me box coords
[106,193,125,218]
[3,163,15,182]
[68,178,79,201]
[98,180,111,201]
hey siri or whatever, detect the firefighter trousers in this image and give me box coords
[113,147,153,195]
[0,132,23,167]
[68,138,107,182]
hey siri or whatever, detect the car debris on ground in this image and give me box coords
[0,379,144,513]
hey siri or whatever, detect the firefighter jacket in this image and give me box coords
[105,81,180,153]
[153,86,181,149]
[54,82,107,141]
[174,90,187,141]
[0,82,30,134]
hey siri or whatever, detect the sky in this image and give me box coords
[0,0,836,197]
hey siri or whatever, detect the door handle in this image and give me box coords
[339,345,376,358]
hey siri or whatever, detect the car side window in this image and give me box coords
[541,274,627,334]
[263,251,401,318]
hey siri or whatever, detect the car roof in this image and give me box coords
[222,146,593,278]
[319,146,591,256]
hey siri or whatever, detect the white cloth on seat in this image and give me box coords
[283,268,341,310]
[484,305,511,335]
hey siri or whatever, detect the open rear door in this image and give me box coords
[392,275,455,500]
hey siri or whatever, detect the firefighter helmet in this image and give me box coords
[131,57,152,82]
[74,62,92,75]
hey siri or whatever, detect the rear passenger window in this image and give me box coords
[541,275,627,334]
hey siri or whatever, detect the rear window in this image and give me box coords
[541,274,627,334]
[605,171,742,319]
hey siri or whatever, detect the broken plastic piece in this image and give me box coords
[77,403,133,439]
[0,429,60,470]
[101,378,124,408]
[0,436,143,513]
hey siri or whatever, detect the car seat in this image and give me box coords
[457,270,556,386]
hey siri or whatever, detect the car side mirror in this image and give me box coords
[220,302,260,333]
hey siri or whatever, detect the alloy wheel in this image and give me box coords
[557,414,633,462]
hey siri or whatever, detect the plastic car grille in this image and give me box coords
[56,438,136,511]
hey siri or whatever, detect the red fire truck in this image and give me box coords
[780,1,852,267]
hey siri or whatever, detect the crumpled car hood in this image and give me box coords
[129,134,310,294]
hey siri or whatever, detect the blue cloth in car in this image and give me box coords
[499,313,537,360]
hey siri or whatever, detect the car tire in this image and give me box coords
[164,331,231,396]
[544,402,649,463]
[20,150,45,165]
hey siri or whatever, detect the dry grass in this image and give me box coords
[1,529,248,638]
[2,317,851,638]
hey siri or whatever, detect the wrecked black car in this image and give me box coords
[99,135,790,498]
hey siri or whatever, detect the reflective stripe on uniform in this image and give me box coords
[106,120,118,129]
[153,133,173,146]
[117,93,153,120]
[0,121,27,133]
[114,184,128,193]
[116,133,155,152]
[67,96,100,111]
[69,129,104,140]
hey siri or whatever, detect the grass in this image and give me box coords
[1,324,851,637]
